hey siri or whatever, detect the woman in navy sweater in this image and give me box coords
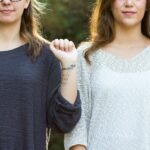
[0,0,81,149]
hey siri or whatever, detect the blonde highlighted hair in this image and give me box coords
[21,0,49,61]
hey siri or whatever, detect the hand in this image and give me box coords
[50,39,77,66]
[70,145,86,150]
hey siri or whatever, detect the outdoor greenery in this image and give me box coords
[41,0,94,45]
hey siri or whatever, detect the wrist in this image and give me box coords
[61,64,76,71]
[60,58,77,66]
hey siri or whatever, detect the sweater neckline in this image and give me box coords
[97,44,150,62]
[92,45,150,72]
[0,43,28,54]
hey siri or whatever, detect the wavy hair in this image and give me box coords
[21,0,49,61]
[85,0,150,64]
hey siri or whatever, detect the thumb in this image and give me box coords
[49,42,64,61]
[49,41,58,53]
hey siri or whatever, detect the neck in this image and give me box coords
[0,21,24,48]
[114,23,146,45]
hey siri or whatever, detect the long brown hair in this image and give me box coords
[85,0,150,64]
[21,0,49,61]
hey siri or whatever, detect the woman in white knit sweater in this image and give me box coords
[64,0,150,150]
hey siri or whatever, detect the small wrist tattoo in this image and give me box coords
[62,64,76,71]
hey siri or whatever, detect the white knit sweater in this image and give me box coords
[64,43,150,150]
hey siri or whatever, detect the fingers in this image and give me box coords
[51,39,75,51]
[68,41,75,51]
[64,39,69,51]
[53,39,60,50]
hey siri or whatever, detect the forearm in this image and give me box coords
[70,145,86,150]
[60,62,77,104]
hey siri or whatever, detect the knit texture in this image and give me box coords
[64,43,150,150]
[0,43,81,150]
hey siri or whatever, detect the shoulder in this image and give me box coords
[77,42,93,65]
[39,43,59,67]
[41,43,53,58]
[77,42,92,74]
[77,41,97,64]
[77,42,92,57]
[42,43,57,59]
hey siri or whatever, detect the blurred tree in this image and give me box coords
[41,0,94,45]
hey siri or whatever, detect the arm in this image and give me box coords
[64,43,92,150]
[50,39,78,104]
[60,62,77,105]
[46,41,81,133]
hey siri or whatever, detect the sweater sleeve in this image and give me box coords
[46,49,81,133]
[64,43,92,149]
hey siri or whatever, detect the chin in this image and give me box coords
[0,19,18,24]
[120,20,140,28]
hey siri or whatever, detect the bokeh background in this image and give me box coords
[40,0,94,149]
[41,0,94,45]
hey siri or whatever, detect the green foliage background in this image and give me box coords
[40,0,94,149]
[41,0,94,45]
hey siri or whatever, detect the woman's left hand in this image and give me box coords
[50,39,77,66]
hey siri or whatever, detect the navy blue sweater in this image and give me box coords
[0,43,81,150]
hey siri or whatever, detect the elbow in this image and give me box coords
[54,107,81,133]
